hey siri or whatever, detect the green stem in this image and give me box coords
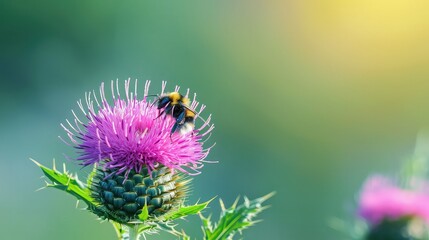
[111,222,142,240]
[112,222,125,240]
[128,225,140,240]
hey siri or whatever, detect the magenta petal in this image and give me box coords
[62,79,214,175]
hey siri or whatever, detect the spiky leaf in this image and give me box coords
[32,159,96,207]
[164,197,215,221]
[157,221,191,240]
[201,192,275,240]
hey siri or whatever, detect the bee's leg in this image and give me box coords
[148,95,160,107]
[171,121,181,133]
[176,111,186,124]
[165,105,173,117]
[155,104,172,120]
[170,122,181,140]
[167,105,175,119]
[155,108,166,119]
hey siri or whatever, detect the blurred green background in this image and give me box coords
[1,1,429,239]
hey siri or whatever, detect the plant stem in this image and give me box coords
[128,225,140,240]
[112,222,125,240]
[112,222,142,240]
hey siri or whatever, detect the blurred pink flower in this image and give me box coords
[358,175,429,226]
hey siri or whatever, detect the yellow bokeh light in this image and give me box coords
[287,0,429,73]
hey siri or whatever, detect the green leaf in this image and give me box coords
[200,213,214,238]
[164,197,215,221]
[137,223,157,234]
[201,192,275,240]
[111,222,127,240]
[32,159,97,207]
[157,222,191,240]
[138,203,149,221]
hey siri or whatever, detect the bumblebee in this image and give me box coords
[156,92,189,115]
[155,92,195,135]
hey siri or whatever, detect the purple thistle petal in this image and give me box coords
[62,79,214,175]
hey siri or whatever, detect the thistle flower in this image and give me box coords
[34,79,273,240]
[358,175,429,225]
[358,175,429,239]
[61,79,214,177]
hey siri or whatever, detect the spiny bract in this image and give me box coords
[91,165,189,223]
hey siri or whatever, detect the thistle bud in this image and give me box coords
[91,165,188,223]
